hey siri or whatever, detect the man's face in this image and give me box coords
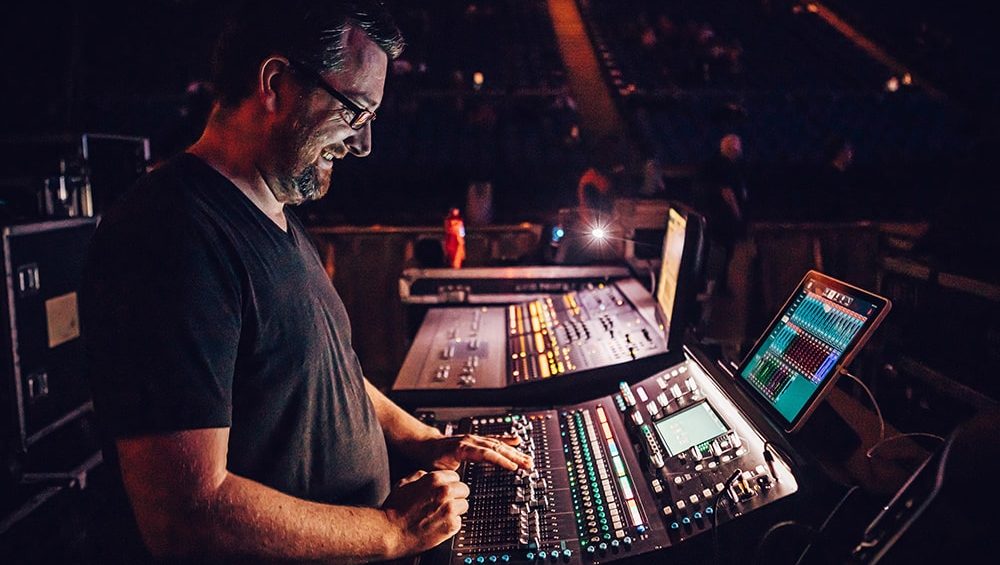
[266,27,388,204]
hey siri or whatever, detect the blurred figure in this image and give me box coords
[576,134,626,225]
[812,137,867,221]
[696,133,749,294]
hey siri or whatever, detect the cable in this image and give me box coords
[865,432,945,460]
[751,521,816,565]
[793,485,860,565]
[712,469,743,565]
[840,370,884,442]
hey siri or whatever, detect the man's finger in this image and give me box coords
[477,436,533,469]
[397,469,427,487]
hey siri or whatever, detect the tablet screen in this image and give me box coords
[738,272,889,429]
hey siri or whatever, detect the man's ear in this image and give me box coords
[257,56,291,114]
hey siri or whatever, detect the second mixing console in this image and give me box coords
[393,279,676,406]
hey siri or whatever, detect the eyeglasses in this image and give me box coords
[287,59,376,130]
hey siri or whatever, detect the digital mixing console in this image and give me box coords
[418,352,799,565]
[393,279,677,406]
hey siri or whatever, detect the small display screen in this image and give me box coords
[739,275,883,425]
[654,402,728,456]
[656,208,687,328]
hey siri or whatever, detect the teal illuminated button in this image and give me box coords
[464,558,473,565]
[563,549,572,558]
[527,552,535,561]
[489,556,498,563]
[501,556,510,563]
[538,551,547,559]
[476,557,485,564]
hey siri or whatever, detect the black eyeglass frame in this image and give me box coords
[287,59,376,130]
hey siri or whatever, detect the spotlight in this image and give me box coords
[591,227,607,240]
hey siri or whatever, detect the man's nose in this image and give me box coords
[345,124,372,157]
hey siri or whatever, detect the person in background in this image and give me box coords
[696,133,749,294]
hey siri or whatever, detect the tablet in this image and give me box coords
[735,271,891,432]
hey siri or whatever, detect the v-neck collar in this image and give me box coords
[183,152,298,245]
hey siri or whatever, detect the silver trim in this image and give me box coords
[25,401,93,447]
[2,226,28,450]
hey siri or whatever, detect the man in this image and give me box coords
[82,2,530,562]
[695,133,749,294]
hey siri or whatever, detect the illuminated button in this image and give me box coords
[715,483,726,492]
[656,376,668,389]
[675,500,686,510]
[465,558,473,565]
[689,494,699,504]
[646,401,659,416]
[618,477,634,499]
[703,488,713,499]
[636,386,649,402]
[626,499,643,526]
[613,457,627,477]
[682,517,691,526]
[662,506,673,517]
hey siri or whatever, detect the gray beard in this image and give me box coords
[271,163,320,205]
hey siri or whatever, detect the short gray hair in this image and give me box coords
[212,1,405,107]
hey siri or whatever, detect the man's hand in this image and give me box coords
[382,470,470,556]
[419,434,534,472]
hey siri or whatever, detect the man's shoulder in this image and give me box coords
[100,153,226,231]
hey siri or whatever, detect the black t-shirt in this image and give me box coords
[83,153,390,557]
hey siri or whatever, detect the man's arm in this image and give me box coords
[364,380,532,471]
[118,427,467,562]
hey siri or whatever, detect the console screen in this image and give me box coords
[654,402,728,456]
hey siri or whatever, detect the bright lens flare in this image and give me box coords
[591,227,607,240]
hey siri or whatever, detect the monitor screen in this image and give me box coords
[656,208,687,329]
[737,272,890,430]
[654,401,729,456]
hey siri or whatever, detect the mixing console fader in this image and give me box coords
[419,353,799,565]
[394,279,677,406]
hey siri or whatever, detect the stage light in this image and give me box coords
[591,227,607,240]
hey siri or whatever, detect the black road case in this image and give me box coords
[1,218,99,469]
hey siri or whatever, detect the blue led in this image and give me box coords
[527,552,535,561]
[705,506,714,514]
[694,512,703,520]
[501,555,510,563]
[538,551,547,559]
[670,522,680,530]
[682,517,691,525]
[464,558,473,565]
[489,556,498,563]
